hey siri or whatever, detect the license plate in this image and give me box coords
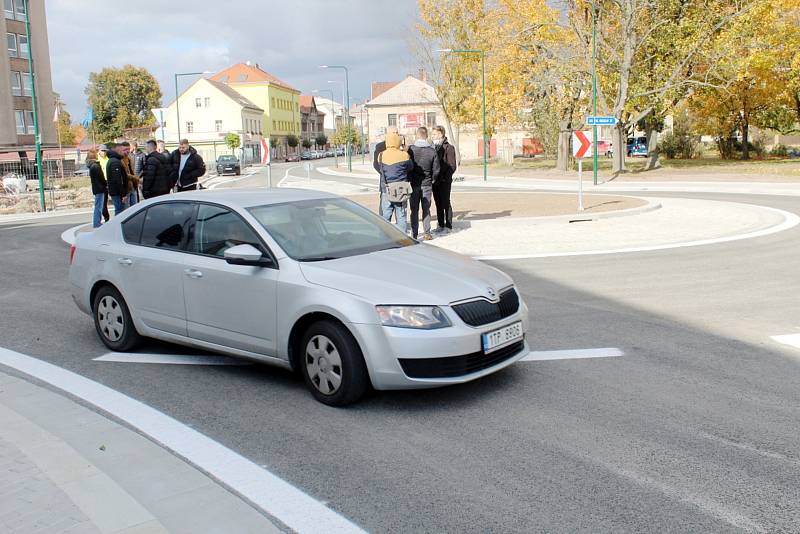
[482,321,523,353]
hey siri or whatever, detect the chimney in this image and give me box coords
[418,68,427,82]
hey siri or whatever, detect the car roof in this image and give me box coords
[170,188,340,209]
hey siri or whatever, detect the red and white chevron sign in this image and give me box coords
[572,131,592,159]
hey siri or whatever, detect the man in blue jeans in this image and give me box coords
[105,143,128,216]
[377,132,413,233]
[87,148,106,228]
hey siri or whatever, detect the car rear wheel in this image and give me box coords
[300,320,369,406]
[93,285,141,352]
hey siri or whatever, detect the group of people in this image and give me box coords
[374,125,457,240]
[86,139,206,228]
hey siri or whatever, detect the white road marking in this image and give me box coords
[94,352,249,366]
[207,168,260,189]
[0,347,365,534]
[475,205,800,261]
[521,347,624,361]
[770,333,800,350]
[278,165,303,187]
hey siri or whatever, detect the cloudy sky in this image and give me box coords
[46,0,420,119]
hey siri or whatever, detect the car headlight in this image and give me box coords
[375,305,451,329]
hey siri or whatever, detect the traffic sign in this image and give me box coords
[586,116,618,126]
[572,131,592,159]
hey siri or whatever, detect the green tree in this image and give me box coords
[287,134,299,149]
[315,134,328,147]
[85,65,162,140]
[302,138,313,149]
[269,138,278,149]
[224,132,241,153]
[330,125,360,147]
[54,95,75,145]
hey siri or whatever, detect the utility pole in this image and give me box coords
[23,0,45,210]
[592,1,599,186]
[320,65,351,171]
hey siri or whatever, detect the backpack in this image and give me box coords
[379,153,412,203]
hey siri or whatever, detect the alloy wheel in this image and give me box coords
[305,335,343,395]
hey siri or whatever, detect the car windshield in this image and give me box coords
[218,156,237,162]
[248,198,416,261]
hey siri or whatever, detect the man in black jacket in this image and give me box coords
[432,126,456,232]
[407,126,440,240]
[142,140,172,199]
[171,139,205,192]
[105,143,129,215]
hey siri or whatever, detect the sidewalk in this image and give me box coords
[0,370,283,534]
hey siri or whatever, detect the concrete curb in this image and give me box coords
[0,208,93,224]
[499,197,662,225]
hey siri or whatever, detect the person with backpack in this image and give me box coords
[142,139,172,199]
[377,132,413,233]
[407,126,440,240]
[432,125,456,232]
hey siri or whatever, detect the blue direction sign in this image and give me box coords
[586,116,618,126]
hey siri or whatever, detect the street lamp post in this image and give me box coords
[174,71,210,145]
[327,80,345,166]
[320,65,351,171]
[23,0,45,210]
[312,88,338,166]
[438,49,487,181]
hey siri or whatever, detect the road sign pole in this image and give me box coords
[591,1,598,186]
[578,159,584,212]
[267,162,272,188]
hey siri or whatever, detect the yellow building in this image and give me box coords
[210,62,300,159]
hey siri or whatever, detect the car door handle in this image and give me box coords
[117,258,133,266]
[184,269,203,279]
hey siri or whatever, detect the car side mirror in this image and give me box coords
[224,244,273,267]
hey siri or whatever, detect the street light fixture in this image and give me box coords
[319,65,351,171]
[174,71,212,144]
[438,48,487,182]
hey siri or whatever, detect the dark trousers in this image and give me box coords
[177,183,197,192]
[410,187,432,238]
[432,179,453,229]
[102,192,110,222]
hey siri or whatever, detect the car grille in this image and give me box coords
[399,340,525,379]
[451,288,519,327]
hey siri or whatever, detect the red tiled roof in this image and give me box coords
[210,62,297,91]
[371,81,399,100]
[299,95,314,108]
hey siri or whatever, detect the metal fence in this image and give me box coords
[1,158,91,214]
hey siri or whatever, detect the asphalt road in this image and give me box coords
[0,176,798,533]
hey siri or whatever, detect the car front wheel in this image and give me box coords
[93,285,141,352]
[300,320,369,406]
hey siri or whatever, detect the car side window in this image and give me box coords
[190,204,264,258]
[121,210,146,244]
[140,202,193,250]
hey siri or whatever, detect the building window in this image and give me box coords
[17,34,27,56]
[426,112,436,127]
[215,120,222,132]
[204,97,210,108]
[4,0,13,19]
[24,110,33,133]
[10,71,21,96]
[195,98,201,108]
[22,72,31,95]
[14,110,24,134]
[271,97,275,108]
[272,120,276,129]
[13,0,24,20]
[186,121,194,133]
[7,32,17,57]
[388,114,397,127]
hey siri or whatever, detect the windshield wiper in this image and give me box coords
[301,256,340,262]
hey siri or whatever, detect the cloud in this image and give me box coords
[46,0,419,117]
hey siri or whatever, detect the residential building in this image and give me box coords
[313,97,345,136]
[1,0,56,151]
[299,95,325,146]
[162,77,264,164]
[365,75,443,146]
[210,62,300,158]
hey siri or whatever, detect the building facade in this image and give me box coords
[162,78,264,164]
[299,95,325,146]
[1,0,56,151]
[365,75,443,146]
[210,62,300,159]
[313,96,345,136]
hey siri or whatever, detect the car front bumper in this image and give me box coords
[351,302,530,390]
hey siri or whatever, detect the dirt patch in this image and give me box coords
[0,186,95,215]
[346,192,646,220]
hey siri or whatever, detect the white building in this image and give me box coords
[160,78,265,164]
[313,97,346,135]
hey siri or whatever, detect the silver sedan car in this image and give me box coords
[69,189,529,405]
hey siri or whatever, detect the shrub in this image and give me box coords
[770,144,789,157]
[659,127,697,159]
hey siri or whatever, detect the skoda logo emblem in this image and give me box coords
[487,287,497,299]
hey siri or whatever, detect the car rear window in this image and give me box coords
[140,202,194,250]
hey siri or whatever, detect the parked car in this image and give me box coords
[626,137,648,157]
[335,148,345,156]
[286,153,301,162]
[300,151,313,160]
[325,150,335,158]
[216,155,241,176]
[69,189,529,406]
[595,140,613,157]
